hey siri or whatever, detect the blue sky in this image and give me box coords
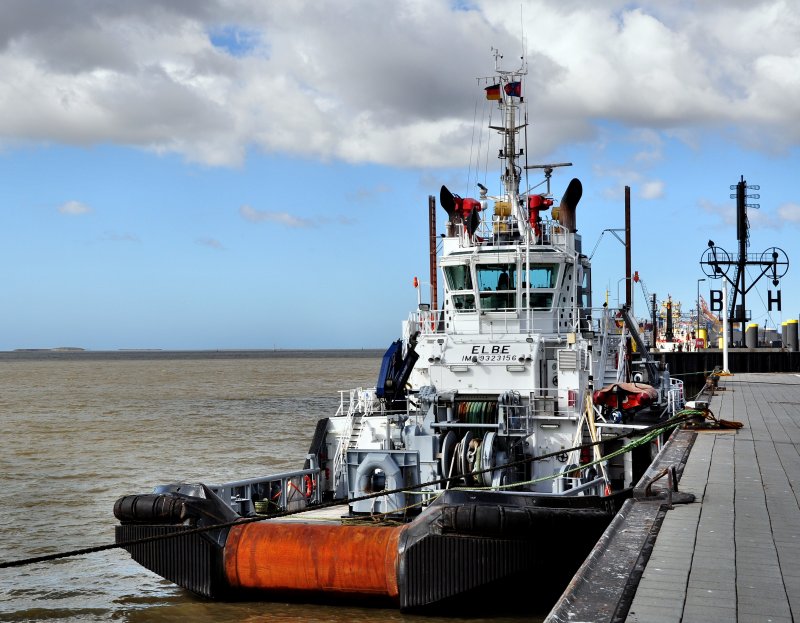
[1,0,798,350]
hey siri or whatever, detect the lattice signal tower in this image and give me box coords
[699,176,788,333]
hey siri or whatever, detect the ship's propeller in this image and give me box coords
[439,185,457,220]
[558,178,583,233]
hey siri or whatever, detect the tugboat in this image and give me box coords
[114,53,684,611]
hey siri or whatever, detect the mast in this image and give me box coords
[485,48,527,237]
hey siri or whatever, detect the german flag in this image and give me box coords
[484,84,501,100]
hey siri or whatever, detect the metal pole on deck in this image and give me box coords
[625,186,632,310]
[722,283,730,373]
[651,293,658,350]
[428,195,438,312]
[696,277,706,339]
[624,186,632,374]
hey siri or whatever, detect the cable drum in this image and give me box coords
[113,493,185,524]
[456,400,497,424]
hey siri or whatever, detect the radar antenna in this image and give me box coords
[525,162,572,195]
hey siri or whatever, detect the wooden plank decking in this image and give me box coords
[547,372,800,623]
[626,372,800,623]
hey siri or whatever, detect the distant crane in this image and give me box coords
[634,272,656,313]
[633,272,659,349]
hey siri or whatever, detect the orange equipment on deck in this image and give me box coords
[224,522,405,599]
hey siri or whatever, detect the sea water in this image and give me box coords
[0,352,541,622]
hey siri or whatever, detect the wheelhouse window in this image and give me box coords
[444,264,476,313]
[580,268,591,307]
[526,263,558,288]
[523,263,558,310]
[476,263,517,311]
[452,294,476,311]
[443,264,473,291]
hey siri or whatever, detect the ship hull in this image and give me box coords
[115,489,628,611]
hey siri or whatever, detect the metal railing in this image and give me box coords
[449,216,572,252]
[211,462,321,516]
[501,389,580,436]
[411,309,444,335]
[667,378,685,416]
[332,388,378,497]
[592,306,625,387]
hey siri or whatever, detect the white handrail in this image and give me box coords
[332,389,357,497]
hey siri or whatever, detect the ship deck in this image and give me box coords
[547,372,800,623]
[266,504,352,524]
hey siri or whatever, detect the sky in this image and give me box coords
[1,0,799,350]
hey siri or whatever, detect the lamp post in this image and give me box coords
[696,278,706,338]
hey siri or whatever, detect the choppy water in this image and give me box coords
[0,352,541,623]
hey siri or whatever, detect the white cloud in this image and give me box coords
[102,231,139,242]
[639,180,665,200]
[699,199,735,227]
[0,1,799,167]
[745,208,780,229]
[778,202,800,223]
[631,129,664,164]
[699,198,792,230]
[196,237,224,249]
[346,183,391,202]
[58,200,92,215]
[239,204,313,228]
[239,204,354,227]
[594,154,665,201]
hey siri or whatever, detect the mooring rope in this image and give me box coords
[0,410,702,570]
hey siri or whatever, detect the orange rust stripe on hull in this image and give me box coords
[224,522,403,598]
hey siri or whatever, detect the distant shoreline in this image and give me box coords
[0,349,385,361]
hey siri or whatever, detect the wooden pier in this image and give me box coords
[547,372,800,623]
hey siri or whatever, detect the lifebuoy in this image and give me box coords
[303,474,314,499]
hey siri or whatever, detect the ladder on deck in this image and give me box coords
[348,414,364,449]
[333,389,372,498]
[596,308,625,388]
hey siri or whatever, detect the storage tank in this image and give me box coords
[745,323,758,348]
[787,319,799,352]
